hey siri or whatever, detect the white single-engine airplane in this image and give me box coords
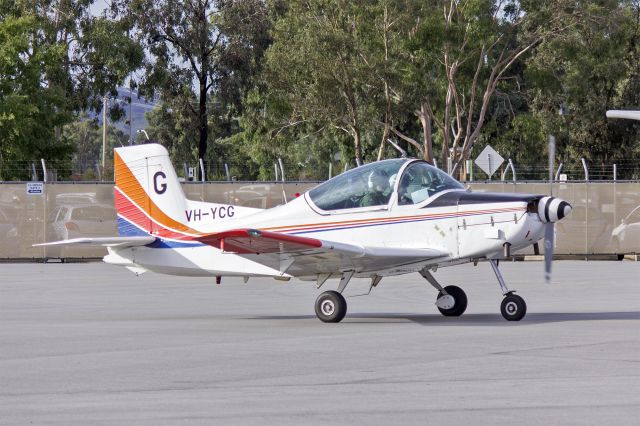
[38,144,572,322]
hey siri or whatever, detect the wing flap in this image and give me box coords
[33,236,156,248]
[196,229,323,254]
[196,228,447,277]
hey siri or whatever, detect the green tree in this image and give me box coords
[262,0,383,166]
[0,13,71,179]
[0,1,142,180]
[526,0,640,178]
[116,0,270,176]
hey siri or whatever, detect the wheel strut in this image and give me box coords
[489,260,511,295]
[489,260,528,321]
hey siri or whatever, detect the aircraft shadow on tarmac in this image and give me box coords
[244,311,640,326]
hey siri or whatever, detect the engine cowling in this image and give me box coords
[537,196,572,223]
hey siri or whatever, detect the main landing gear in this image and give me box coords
[315,291,347,323]
[419,268,468,317]
[314,271,383,323]
[314,271,355,323]
[419,260,527,322]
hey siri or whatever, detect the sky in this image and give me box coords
[89,1,109,16]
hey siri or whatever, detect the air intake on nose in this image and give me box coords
[537,196,572,223]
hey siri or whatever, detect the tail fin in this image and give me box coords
[114,143,260,239]
[114,144,190,237]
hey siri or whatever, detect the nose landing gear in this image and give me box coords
[490,260,527,321]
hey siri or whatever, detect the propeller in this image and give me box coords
[544,136,556,283]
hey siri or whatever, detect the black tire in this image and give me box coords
[437,285,467,317]
[315,291,347,323]
[500,294,527,321]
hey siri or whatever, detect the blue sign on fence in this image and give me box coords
[26,182,44,195]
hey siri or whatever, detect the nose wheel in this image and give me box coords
[315,290,347,323]
[490,260,527,321]
[500,293,527,321]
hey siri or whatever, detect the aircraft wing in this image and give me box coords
[34,236,156,248]
[196,229,447,277]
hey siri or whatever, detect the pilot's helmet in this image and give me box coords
[388,173,397,188]
[368,169,389,193]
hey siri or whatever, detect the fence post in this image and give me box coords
[224,163,231,181]
[278,158,285,182]
[278,158,287,204]
[581,158,589,181]
[329,162,332,179]
[511,158,516,183]
[613,163,617,181]
[40,158,47,260]
[40,159,47,183]
[199,158,205,182]
[554,163,563,181]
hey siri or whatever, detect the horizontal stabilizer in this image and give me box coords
[34,236,156,248]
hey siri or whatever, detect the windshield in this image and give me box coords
[397,162,464,205]
[308,159,407,211]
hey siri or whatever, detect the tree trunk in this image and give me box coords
[418,103,433,164]
[353,126,363,166]
[377,121,389,161]
[198,69,208,179]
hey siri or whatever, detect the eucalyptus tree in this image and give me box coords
[263,0,384,166]
[114,0,270,173]
[394,0,577,177]
[525,0,640,177]
[0,1,142,179]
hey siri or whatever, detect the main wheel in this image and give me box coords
[500,293,527,321]
[436,285,467,317]
[315,291,347,323]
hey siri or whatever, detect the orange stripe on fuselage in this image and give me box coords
[262,206,525,234]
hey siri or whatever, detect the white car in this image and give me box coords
[48,203,116,241]
[611,205,640,253]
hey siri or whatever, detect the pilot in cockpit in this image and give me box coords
[360,169,392,207]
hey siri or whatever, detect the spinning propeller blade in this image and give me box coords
[545,135,556,283]
[544,222,554,283]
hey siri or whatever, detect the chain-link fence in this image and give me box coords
[4,156,640,182]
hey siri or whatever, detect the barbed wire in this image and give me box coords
[2,158,640,182]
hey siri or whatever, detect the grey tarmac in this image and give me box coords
[0,261,639,425]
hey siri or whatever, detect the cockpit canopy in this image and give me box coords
[308,159,464,212]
